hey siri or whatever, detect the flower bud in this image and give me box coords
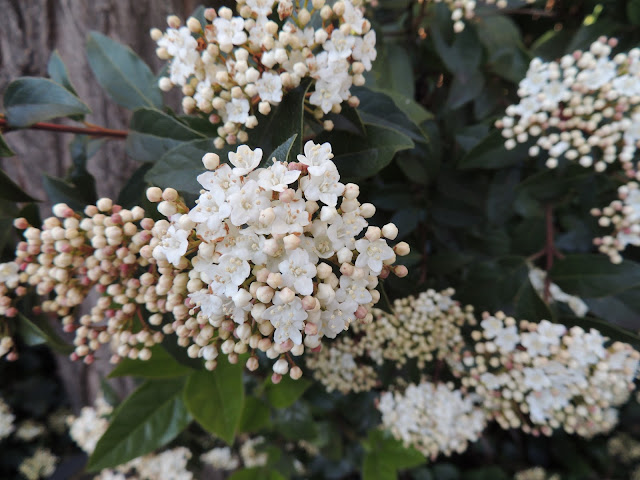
[273,358,289,375]
[246,356,259,371]
[394,242,410,256]
[146,187,163,203]
[283,234,301,250]
[365,226,381,241]
[359,203,375,218]
[277,287,295,304]
[337,247,353,264]
[233,288,253,308]
[316,263,332,280]
[202,152,220,170]
[267,272,283,289]
[257,285,275,304]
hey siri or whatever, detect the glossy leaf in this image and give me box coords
[266,375,312,409]
[238,396,272,433]
[108,344,194,379]
[47,50,78,96]
[183,356,245,444]
[0,169,37,202]
[265,134,298,167]
[86,32,162,109]
[362,429,425,480]
[126,108,206,163]
[145,139,217,194]
[458,130,530,169]
[42,174,89,211]
[15,314,73,354]
[4,77,91,127]
[86,377,191,471]
[629,0,640,26]
[0,133,14,157]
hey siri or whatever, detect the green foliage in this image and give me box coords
[108,344,194,379]
[183,357,245,444]
[87,377,192,472]
[86,32,162,110]
[3,77,90,127]
[15,314,72,354]
[362,430,425,480]
[0,133,14,157]
[265,375,312,409]
[47,50,79,96]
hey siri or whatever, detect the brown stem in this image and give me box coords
[0,118,128,139]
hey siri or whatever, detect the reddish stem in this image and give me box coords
[0,118,128,139]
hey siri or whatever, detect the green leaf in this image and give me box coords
[15,314,73,354]
[476,16,529,83]
[117,163,153,209]
[446,70,485,110]
[4,77,91,127]
[265,134,298,167]
[126,108,205,163]
[431,19,482,74]
[559,315,640,346]
[629,0,640,26]
[228,469,285,480]
[362,429,425,480]
[325,124,414,180]
[47,50,78,96]
[42,174,89,211]
[514,278,553,322]
[145,139,217,194]
[87,377,191,472]
[353,87,427,144]
[238,396,272,433]
[0,133,14,157]
[378,90,433,125]
[252,79,312,155]
[108,344,193,379]
[67,135,101,205]
[183,356,245,444]
[0,169,37,202]
[266,375,311,409]
[458,130,529,169]
[86,32,162,110]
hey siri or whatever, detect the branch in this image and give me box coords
[0,118,128,139]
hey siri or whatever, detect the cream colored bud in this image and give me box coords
[263,238,280,256]
[316,283,335,303]
[289,365,303,379]
[157,201,177,217]
[202,152,220,170]
[316,263,332,280]
[273,358,289,375]
[233,288,253,308]
[167,15,181,28]
[259,321,274,336]
[218,6,232,20]
[162,188,178,202]
[257,286,275,304]
[394,265,408,277]
[394,242,410,256]
[340,263,354,276]
[259,207,276,226]
[312,0,325,8]
[150,28,163,41]
[267,272,283,289]
[182,96,196,113]
[259,101,272,115]
[186,16,201,32]
[382,223,398,240]
[146,187,163,203]
[365,226,381,241]
[283,234,301,250]
[320,206,338,222]
[97,198,113,212]
[333,1,345,16]
[341,199,359,212]
[246,356,259,371]
[277,287,295,304]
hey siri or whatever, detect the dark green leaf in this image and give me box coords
[353,87,427,143]
[108,344,193,379]
[252,79,312,155]
[126,108,205,163]
[271,401,318,441]
[183,356,245,444]
[87,32,162,109]
[629,0,640,26]
[476,16,529,83]
[0,169,37,202]
[145,139,217,194]
[42,174,89,211]
[326,124,414,180]
[117,163,154,209]
[458,130,529,169]
[559,315,640,346]
[514,278,553,322]
[362,429,425,480]
[100,378,121,407]
[431,19,482,73]
[67,135,101,204]
[238,396,272,433]
[228,469,285,480]
[87,377,191,471]
[265,134,298,166]
[15,314,73,354]
[47,50,78,96]
[4,77,91,127]
[487,168,520,224]
[266,375,311,409]
[446,70,485,110]
[0,133,15,157]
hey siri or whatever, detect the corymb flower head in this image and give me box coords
[147,140,409,380]
[497,37,640,173]
[151,1,376,148]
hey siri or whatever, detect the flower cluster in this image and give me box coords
[497,37,640,172]
[514,467,561,480]
[591,176,640,263]
[0,201,170,364]
[152,0,376,148]
[450,312,640,437]
[148,141,408,379]
[528,267,588,316]
[67,396,113,454]
[378,381,489,459]
[17,448,58,480]
[306,288,474,393]
[432,0,536,33]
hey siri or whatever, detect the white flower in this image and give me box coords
[352,30,377,71]
[279,248,317,295]
[342,0,366,34]
[201,447,239,470]
[327,212,367,250]
[297,140,334,176]
[309,80,344,114]
[228,145,263,176]
[300,162,345,207]
[246,0,274,17]
[480,315,503,339]
[197,164,241,196]
[257,161,301,192]
[336,275,372,305]
[214,17,248,46]
[226,97,251,124]
[158,27,200,85]
[0,262,20,288]
[153,225,189,266]
[319,300,357,338]
[354,238,394,274]
[228,179,270,226]
[209,254,250,297]
[188,289,225,319]
[189,190,232,231]
[0,399,15,441]
[522,367,552,391]
[324,30,355,62]
[263,296,308,345]
[271,197,311,235]
[256,71,283,104]
[494,325,519,352]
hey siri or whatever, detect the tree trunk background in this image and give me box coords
[0,0,205,412]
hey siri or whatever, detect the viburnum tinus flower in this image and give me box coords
[148,140,409,380]
[432,0,536,33]
[151,0,376,148]
[497,37,640,173]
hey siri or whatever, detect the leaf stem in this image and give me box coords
[0,117,128,139]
